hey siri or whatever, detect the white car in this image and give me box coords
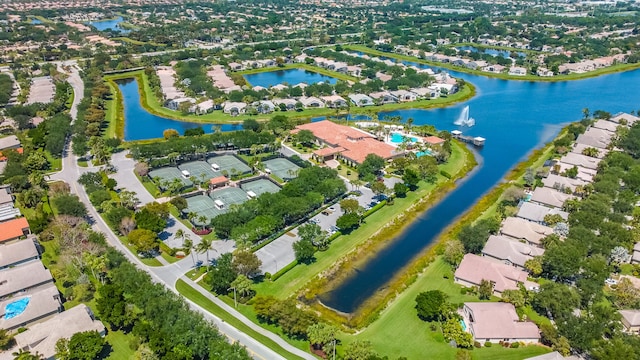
[605,278,618,286]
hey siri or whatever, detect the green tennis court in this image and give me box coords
[263,158,301,180]
[178,161,218,182]
[148,167,193,190]
[207,155,251,176]
[209,187,248,207]
[184,195,223,224]
[240,179,281,196]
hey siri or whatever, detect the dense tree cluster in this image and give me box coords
[211,166,345,244]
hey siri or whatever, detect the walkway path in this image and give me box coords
[49,62,312,360]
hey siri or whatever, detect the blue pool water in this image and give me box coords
[29,18,42,24]
[416,150,432,157]
[460,319,467,331]
[4,297,30,319]
[243,69,338,87]
[390,132,418,144]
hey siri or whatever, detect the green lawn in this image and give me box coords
[44,150,62,172]
[105,330,136,359]
[175,280,306,360]
[104,80,119,138]
[343,257,551,359]
[161,252,181,264]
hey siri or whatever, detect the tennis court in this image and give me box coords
[263,158,301,180]
[184,195,223,224]
[178,161,218,182]
[209,187,249,207]
[148,167,193,189]
[241,179,281,196]
[207,155,251,176]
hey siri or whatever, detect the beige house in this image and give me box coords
[619,309,640,334]
[500,217,553,247]
[454,254,539,296]
[462,302,540,344]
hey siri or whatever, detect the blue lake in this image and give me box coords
[29,18,42,24]
[244,68,338,87]
[118,79,240,141]
[117,61,640,313]
[456,45,527,59]
[86,16,130,34]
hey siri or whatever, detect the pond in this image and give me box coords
[243,68,339,88]
[118,78,240,141]
[29,18,42,24]
[85,16,130,34]
[456,45,527,59]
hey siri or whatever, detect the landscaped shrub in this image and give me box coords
[440,170,452,179]
[474,341,482,348]
[191,227,212,235]
[484,342,492,347]
[362,200,387,218]
[510,342,520,348]
[159,241,176,256]
[270,260,298,281]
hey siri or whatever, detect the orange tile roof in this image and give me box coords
[0,217,29,243]
[296,120,397,164]
[210,176,228,185]
[313,147,345,157]
[0,147,23,161]
[423,136,445,145]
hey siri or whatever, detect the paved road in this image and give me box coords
[50,64,314,360]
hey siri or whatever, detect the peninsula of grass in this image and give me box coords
[346,44,640,82]
[104,79,122,138]
[175,280,306,360]
[103,68,475,130]
[252,141,474,307]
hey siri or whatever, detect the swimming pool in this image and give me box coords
[460,319,467,331]
[416,150,432,157]
[4,297,30,320]
[390,132,418,144]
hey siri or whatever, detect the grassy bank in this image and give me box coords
[239,63,359,83]
[104,79,123,138]
[175,280,306,360]
[346,44,640,82]
[103,68,475,129]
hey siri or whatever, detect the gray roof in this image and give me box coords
[525,352,576,360]
[0,238,39,269]
[0,261,53,298]
[500,217,553,246]
[482,235,545,268]
[619,309,640,327]
[559,152,601,170]
[542,174,588,192]
[517,202,568,224]
[0,284,60,331]
[575,128,614,149]
[571,143,609,159]
[530,187,574,208]
[592,120,618,132]
[0,188,12,206]
[0,204,20,222]
[0,135,20,151]
[611,112,640,125]
[13,304,105,359]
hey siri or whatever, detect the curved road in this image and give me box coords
[52,62,315,360]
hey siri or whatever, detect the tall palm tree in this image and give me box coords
[183,237,194,265]
[175,229,185,243]
[196,238,213,264]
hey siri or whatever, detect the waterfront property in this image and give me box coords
[499,217,553,248]
[462,302,541,344]
[454,254,539,296]
[481,235,545,269]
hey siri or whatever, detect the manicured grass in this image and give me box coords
[104,68,475,127]
[112,37,165,47]
[78,159,88,167]
[161,252,181,264]
[343,258,550,359]
[345,44,640,82]
[105,330,136,359]
[135,173,161,197]
[44,150,62,172]
[253,141,471,300]
[104,80,119,138]
[175,280,306,360]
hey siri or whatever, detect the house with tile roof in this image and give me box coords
[517,202,568,224]
[619,309,640,334]
[0,237,39,270]
[454,254,539,296]
[500,217,553,247]
[530,187,574,209]
[0,217,30,243]
[482,235,545,269]
[462,302,540,343]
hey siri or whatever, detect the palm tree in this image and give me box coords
[183,237,194,265]
[187,212,198,228]
[175,229,185,243]
[196,238,213,264]
[406,117,414,132]
[12,349,43,360]
[198,215,208,230]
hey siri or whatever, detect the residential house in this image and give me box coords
[0,135,20,151]
[0,284,61,331]
[410,87,438,99]
[482,235,545,269]
[591,119,619,133]
[462,302,540,344]
[348,94,375,107]
[9,304,105,360]
[559,152,601,170]
[390,90,417,102]
[466,60,487,70]
[272,98,297,111]
[0,217,30,243]
[190,100,215,115]
[611,112,639,125]
[530,187,574,209]
[321,95,348,108]
[0,261,53,299]
[517,202,568,224]
[375,72,393,82]
[536,68,554,77]
[571,143,609,159]
[508,66,527,76]
[575,127,614,149]
[368,91,398,104]
[0,188,13,207]
[227,62,244,71]
[632,242,640,264]
[0,238,39,270]
[454,254,539,296]
[255,100,276,114]
[423,136,445,146]
[556,162,597,183]
[222,102,247,116]
[299,96,324,109]
[483,64,505,73]
[542,174,587,193]
[619,310,640,334]
[165,97,196,111]
[347,65,362,77]
[500,217,553,248]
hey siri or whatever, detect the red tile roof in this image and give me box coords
[210,176,228,185]
[423,136,445,145]
[313,147,345,157]
[0,147,23,161]
[0,217,29,243]
[295,120,397,164]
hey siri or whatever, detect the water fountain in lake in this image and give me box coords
[454,105,475,127]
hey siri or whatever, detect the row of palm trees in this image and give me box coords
[175,229,215,265]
